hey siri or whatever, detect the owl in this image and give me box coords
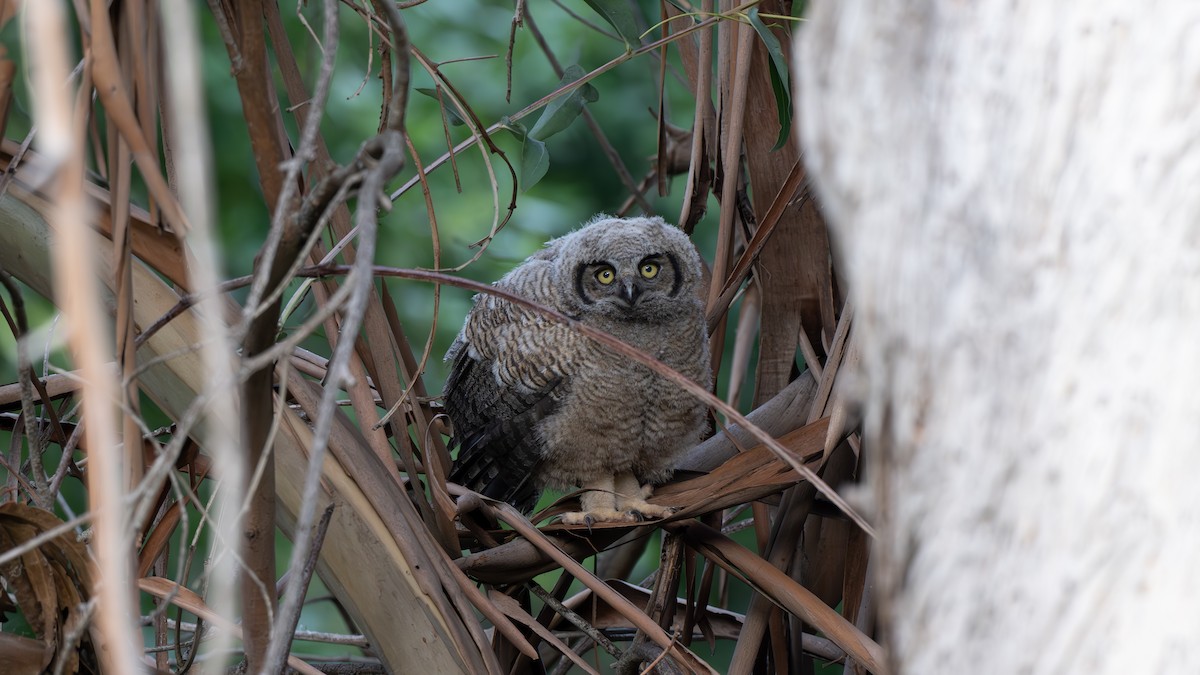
[444,215,711,525]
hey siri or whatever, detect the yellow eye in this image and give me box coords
[595,267,615,285]
[640,262,660,279]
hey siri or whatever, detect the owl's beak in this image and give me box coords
[619,280,643,306]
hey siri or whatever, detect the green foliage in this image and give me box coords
[581,0,643,49]
[519,133,550,190]
[183,2,694,387]
[505,65,602,191]
[528,66,601,141]
[747,8,793,150]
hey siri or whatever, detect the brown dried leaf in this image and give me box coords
[137,501,182,578]
[0,522,41,635]
[667,519,887,674]
[653,417,830,520]
[705,158,807,333]
[0,503,93,669]
[737,4,836,397]
[0,631,50,673]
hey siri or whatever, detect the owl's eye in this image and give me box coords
[595,266,616,285]
[640,262,660,279]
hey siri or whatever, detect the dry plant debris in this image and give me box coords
[0,1,877,673]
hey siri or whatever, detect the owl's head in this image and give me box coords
[548,215,704,323]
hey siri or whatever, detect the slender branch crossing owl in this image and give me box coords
[444,215,712,525]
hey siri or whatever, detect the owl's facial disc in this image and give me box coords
[574,253,681,319]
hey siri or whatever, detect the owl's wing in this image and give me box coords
[444,262,569,513]
[444,341,559,509]
[444,346,561,513]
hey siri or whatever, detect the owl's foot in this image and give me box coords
[614,474,674,520]
[562,481,644,528]
[621,500,675,521]
[560,474,676,528]
[561,508,639,527]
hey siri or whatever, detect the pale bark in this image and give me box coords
[797,2,1200,673]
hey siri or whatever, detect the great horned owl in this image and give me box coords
[444,215,711,525]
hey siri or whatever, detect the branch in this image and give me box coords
[264,4,410,671]
[306,263,872,536]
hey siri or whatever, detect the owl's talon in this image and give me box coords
[561,508,638,526]
[614,499,674,521]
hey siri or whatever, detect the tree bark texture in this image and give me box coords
[797,2,1200,673]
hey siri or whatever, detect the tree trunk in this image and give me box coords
[797,2,1200,673]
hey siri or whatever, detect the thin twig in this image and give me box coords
[237,0,342,335]
[265,3,409,672]
[523,4,653,214]
[549,0,618,40]
[0,269,49,507]
[134,277,253,349]
[142,616,371,648]
[529,584,623,659]
[489,502,710,673]
[504,0,525,102]
[408,46,515,269]
[388,3,762,203]
[271,504,336,667]
[30,2,142,671]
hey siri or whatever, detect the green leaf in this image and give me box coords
[747,9,792,150]
[415,87,466,126]
[520,137,549,191]
[528,65,600,141]
[581,0,642,50]
[502,118,528,141]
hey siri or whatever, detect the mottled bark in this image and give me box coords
[798,2,1200,673]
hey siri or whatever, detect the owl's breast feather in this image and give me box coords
[533,338,707,489]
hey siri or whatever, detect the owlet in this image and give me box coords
[444,215,711,525]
